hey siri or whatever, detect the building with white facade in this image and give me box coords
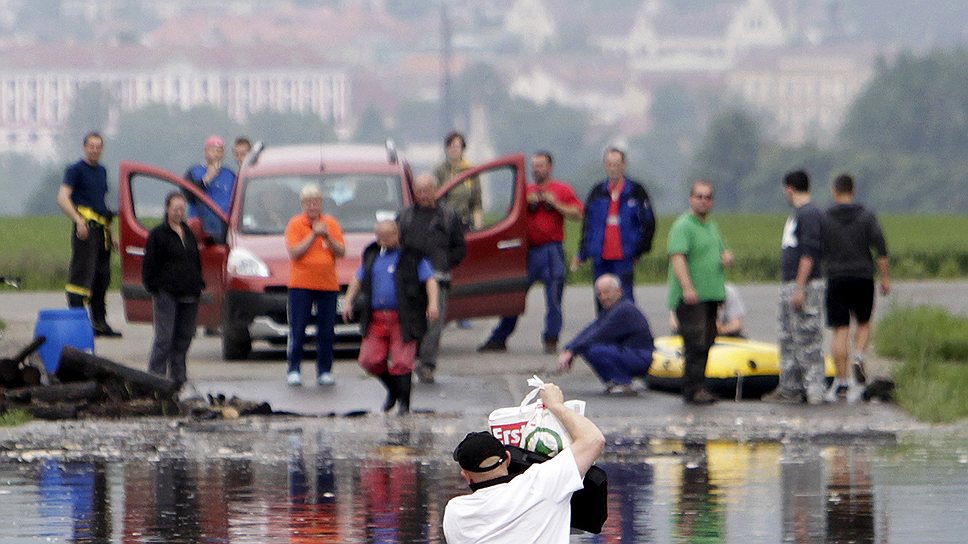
[727,47,875,144]
[591,0,874,144]
[601,0,789,74]
[0,46,349,159]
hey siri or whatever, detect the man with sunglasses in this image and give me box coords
[667,180,733,404]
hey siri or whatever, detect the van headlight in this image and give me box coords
[227,247,270,278]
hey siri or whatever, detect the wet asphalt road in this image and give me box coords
[2,281,966,441]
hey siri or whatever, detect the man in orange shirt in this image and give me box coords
[284,184,345,386]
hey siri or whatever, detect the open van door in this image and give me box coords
[117,162,229,328]
[437,154,530,320]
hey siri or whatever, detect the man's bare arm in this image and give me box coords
[540,383,604,476]
[57,184,89,241]
[670,253,697,304]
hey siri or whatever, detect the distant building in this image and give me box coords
[0,45,349,159]
[504,0,557,53]
[600,0,789,74]
[591,0,874,145]
[727,46,876,145]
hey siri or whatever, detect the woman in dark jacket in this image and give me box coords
[143,191,205,385]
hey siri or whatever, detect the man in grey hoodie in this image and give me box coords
[822,174,891,403]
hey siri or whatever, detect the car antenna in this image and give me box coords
[385,139,398,164]
[249,140,265,166]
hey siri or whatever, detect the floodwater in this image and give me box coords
[1,428,967,543]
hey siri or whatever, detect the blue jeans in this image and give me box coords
[287,288,337,376]
[592,259,635,315]
[488,242,566,344]
[580,344,652,386]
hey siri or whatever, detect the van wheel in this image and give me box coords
[222,324,252,360]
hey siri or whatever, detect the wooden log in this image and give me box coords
[4,381,102,404]
[23,402,80,420]
[0,358,22,387]
[11,336,46,364]
[21,365,42,386]
[56,347,180,397]
[0,338,46,388]
[81,398,182,418]
[3,387,29,403]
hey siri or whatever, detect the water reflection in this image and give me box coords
[39,459,110,541]
[826,448,874,544]
[1,432,966,543]
[674,441,723,542]
[592,460,654,542]
[781,442,826,543]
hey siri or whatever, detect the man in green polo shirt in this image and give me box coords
[667,180,734,404]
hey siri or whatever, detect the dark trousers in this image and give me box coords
[488,242,566,344]
[419,283,449,370]
[581,344,652,386]
[147,291,199,384]
[287,288,337,375]
[66,222,111,327]
[676,301,718,398]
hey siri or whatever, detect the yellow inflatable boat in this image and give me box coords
[647,336,836,399]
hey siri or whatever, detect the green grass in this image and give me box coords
[874,305,968,423]
[0,216,119,291]
[875,305,968,362]
[0,408,32,427]
[0,214,966,290]
[891,360,968,423]
[565,212,968,283]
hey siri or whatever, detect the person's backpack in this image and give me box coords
[505,444,608,534]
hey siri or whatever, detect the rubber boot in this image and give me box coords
[376,372,397,413]
[90,298,107,330]
[396,373,412,415]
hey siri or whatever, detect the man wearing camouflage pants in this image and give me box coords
[764,170,826,404]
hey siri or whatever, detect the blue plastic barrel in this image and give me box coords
[34,308,96,374]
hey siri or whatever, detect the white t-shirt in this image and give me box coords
[719,283,746,324]
[442,448,584,544]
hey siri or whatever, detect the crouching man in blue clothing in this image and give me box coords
[557,273,654,396]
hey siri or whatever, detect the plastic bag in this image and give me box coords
[488,375,585,457]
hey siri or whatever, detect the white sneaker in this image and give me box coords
[317,372,335,386]
[287,371,302,386]
[824,382,842,403]
[847,384,865,404]
[807,391,826,405]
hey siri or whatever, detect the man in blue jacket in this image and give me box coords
[572,147,656,314]
[184,135,236,240]
[557,274,654,396]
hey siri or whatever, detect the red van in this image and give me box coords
[117,142,530,359]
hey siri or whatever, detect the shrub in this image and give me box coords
[875,305,968,363]
[892,359,968,423]
[0,408,32,427]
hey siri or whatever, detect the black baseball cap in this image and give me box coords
[453,431,508,472]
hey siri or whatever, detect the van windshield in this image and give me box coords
[239,174,404,234]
